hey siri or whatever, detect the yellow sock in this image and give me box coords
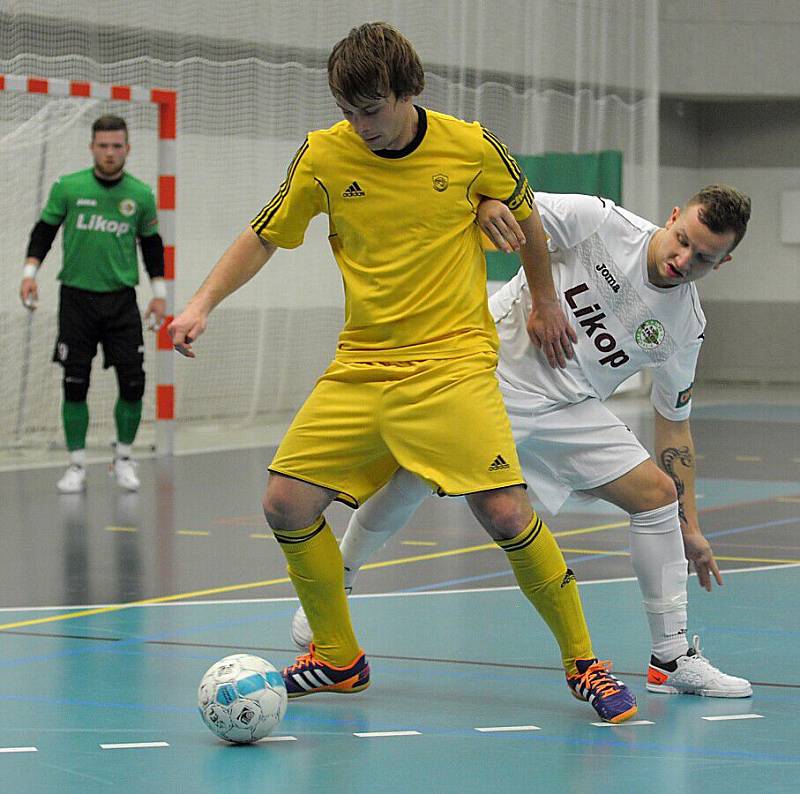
[498,513,594,676]
[273,517,361,666]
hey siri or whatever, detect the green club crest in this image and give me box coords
[635,319,665,349]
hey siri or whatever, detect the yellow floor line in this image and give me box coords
[106,526,138,533]
[553,521,628,537]
[177,530,210,537]
[401,540,438,547]
[0,520,623,632]
[560,547,630,557]
[714,554,800,564]
[5,517,794,633]
[0,576,292,631]
[560,548,800,565]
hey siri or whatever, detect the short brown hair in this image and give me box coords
[687,184,751,252]
[92,115,128,141]
[328,22,425,106]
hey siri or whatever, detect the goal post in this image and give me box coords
[0,74,177,456]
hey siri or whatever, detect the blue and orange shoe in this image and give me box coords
[567,659,637,723]
[282,643,370,699]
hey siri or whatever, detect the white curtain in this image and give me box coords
[0,0,659,446]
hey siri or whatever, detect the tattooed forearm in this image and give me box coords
[659,445,693,529]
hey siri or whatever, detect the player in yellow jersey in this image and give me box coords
[169,22,636,722]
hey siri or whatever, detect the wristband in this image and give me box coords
[151,278,167,300]
[23,264,38,280]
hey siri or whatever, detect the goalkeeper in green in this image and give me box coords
[19,114,165,493]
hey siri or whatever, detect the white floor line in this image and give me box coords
[475,725,540,733]
[261,735,297,742]
[0,746,37,753]
[354,731,421,738]
[1,561,798,616]
[701,714,763,722]
[592,720,654,727]
[99,741,170,750]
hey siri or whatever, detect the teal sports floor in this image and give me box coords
[0,395,798,793]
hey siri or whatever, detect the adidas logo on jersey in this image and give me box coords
[488,454,510,472]
[560,569,576,588]
[342,181,365,198]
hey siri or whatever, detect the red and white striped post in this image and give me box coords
[0,75,178,455]
[152,89,177,456]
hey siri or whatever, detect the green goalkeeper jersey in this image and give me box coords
[40,168,159,292]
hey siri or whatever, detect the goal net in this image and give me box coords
[0,1,659,455]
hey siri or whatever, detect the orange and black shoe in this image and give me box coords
[282,643,370,699]
[567,659,638,723]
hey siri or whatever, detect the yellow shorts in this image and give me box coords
[269,351,524,506]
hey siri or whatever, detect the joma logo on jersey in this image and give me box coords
[595,262,620,293]
[76,213,131,237]
[564,282,630,368]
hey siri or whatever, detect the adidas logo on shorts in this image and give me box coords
[488,454,510,472]
[342,181,365,198]
[561,568,576,588]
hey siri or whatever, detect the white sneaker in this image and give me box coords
[646,634,752,698]
[57,464,87,494]
[290,605,313,651]
[290,586,352,651]
[111,456,140,491]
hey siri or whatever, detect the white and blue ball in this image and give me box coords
[198,654,287,743]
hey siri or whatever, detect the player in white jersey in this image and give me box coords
[292,185,754,699]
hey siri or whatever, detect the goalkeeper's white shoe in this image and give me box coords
[646,635,752,698]
[111,456,140,491]
[57,464,87,494]
[290,587,352,651]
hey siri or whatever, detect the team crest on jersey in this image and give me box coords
[119,198,137,217]
[432,173,449,192]
[635,319,665,350]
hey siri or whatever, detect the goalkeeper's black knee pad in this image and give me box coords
[62,365,91,402]
[115,363,145,402]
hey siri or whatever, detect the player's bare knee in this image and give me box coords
[648,469,677,509]
[466,486,534,541]
[262,484,296,529]
[262,473,334,530]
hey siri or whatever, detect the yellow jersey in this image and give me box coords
[251,106,533,362]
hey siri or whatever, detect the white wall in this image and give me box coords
[660,0,800,97]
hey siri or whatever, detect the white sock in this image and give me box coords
[69,449,86,467]
[340,467,432,589]
[115,442,133,459]
[629,501,690,663]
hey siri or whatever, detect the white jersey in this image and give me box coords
[489,192,705,421]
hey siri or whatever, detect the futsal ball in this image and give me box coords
[198,654,288,743]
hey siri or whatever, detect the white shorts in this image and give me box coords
[501,382,650,515]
